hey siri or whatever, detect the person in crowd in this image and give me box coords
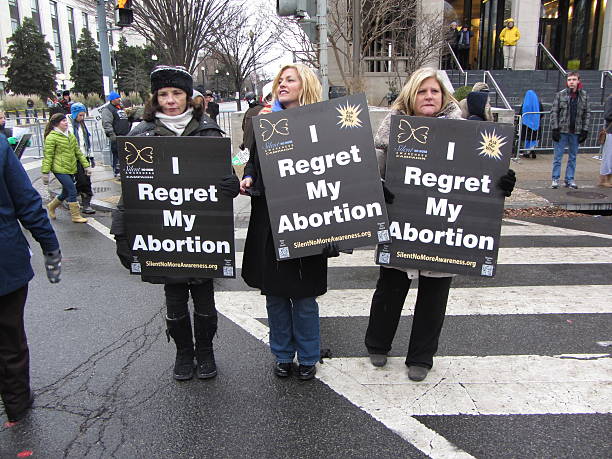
[0,136,61,425]
[518,90,544,159]
[500,18,521,70]
[458,82,492,121]
[192,89,205,110]
[58,90,73,114]
[101,91,131,177]
[67,103,96,214]
[443,21,460,69]
[598,94,612,187]
[0,111,15,150]
[48,93,64,116]
[466,91,488,121]
[240,64,339,381]
[42,113,92,223]
[364,67,516,381]
[204,90,220,122]
[456,24,472,69]
[239,91,264,151]
[111,65,240,381]
[25,98,36,120]
[550,71,591,189]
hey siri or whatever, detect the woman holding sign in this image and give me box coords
[111,66,240,381]
[240,64,335,381]
[365,68,515,381]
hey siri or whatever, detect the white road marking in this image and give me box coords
[215,284,612,318]
[86,218,114,241]
[22,159,43,171]
[319,355,612,415]
[504,218,612,240]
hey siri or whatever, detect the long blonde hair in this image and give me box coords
[392,67,457,116]
[272,63,322,107]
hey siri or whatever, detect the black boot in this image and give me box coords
[166,315,194,380]
[81,193,95,214]
[193,312,217,379]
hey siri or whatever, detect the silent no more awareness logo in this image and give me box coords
[259,118,289,141]
[124,141,154,165]
[397,119,429,144]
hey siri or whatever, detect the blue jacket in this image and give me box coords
[0,137,59,295]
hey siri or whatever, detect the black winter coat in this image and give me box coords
[241,119,328,298]
[110,114,225,285]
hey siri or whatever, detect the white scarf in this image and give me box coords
[155,108,194,136]
[54,127,70,137]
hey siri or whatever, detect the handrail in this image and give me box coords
[483,71,512,110]
[445,42,468,87]
[537,42,567,93]
[601,70,612,104]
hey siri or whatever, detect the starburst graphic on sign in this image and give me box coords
[478,130,507,160]
[336,102,363,129]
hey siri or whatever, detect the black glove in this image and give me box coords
[578,130,588,144]
[218,174,240,198]
[88,156,96,168]
[44,249,62,283]
[382,181,395,204]
[498,169,516,198]
[115,235,132,270]
[322,242,340,258]
[239,143,245,150]
[551,129,560,142]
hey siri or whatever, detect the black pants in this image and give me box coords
[365,267,452,369]
[75,163,93,197]
[0,285,31,420]
[164,281,216,319]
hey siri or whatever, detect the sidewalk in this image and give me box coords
[57,152,612,214]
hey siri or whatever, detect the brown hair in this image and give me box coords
[142,90,202,122]
[44,113,67,138]
[567,71,580,79]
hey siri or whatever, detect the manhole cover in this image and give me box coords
[93,186,111,193]
[566,191,607,199]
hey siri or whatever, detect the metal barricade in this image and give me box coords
[216,111,233,139]
[515,110,605,158]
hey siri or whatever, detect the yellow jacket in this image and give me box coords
[500,26,520,46]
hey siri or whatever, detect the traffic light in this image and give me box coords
[277,0,317,19]
[115,0,134,27]
[276,0,318,43]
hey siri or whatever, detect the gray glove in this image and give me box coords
[44,249,62,283]
[42,173,50,186]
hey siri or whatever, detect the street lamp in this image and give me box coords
[57,73,66,90]
[225,72,229,99]
[248,30,258,97]
[201,66,207,88]
[214,69,219,95]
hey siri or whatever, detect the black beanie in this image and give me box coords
[150,65,193,95]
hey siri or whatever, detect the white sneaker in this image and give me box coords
[551,179,559,189]
[566,181,578,189]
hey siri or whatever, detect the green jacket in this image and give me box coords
[42,129,90,174]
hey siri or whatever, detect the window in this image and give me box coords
[31,0,42,31]
[67,7,77,57]
[108,22,114,45]
[82,12,88,32]
[50,1,64,72]
[9,0,21,33]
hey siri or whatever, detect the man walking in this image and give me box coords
[101,92,131,177]
[550,72,590,189]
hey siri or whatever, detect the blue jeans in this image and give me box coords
[552,133,579,182]
[53,173,78,202]
[266,296,320,366]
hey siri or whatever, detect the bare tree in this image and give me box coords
[210,4,281,110]
[131,0,230,73]
[328,0,445,93]
[271,16,319,69]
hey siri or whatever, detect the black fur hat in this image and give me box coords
[150,65,193,95]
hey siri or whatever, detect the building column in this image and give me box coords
[599,2,612,70]
[512,0,540,70]
[418,0,444,69]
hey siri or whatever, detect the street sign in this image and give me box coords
[376,116,513,277]
[252,94,390,260]
[118,136,236,278]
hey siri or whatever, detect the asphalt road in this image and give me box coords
[1,164,611,458]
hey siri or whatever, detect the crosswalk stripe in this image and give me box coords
[22,158,43,171]
[232,246,612,268]
[318,355,612,416]
[215,284,612,317]
[504,218,612,240]
[234,223,612,240]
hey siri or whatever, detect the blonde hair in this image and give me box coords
[391,67,457,116]
[272,63,322,107]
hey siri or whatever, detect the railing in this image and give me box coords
[601,71,612,104]
[514,110,604,159]
[536,42,567,93]
[483,71,512,110]
[443,41,468,88]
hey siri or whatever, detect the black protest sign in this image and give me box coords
[253,94,390,260]
[119,136,235,278]
[375,116,513,277]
